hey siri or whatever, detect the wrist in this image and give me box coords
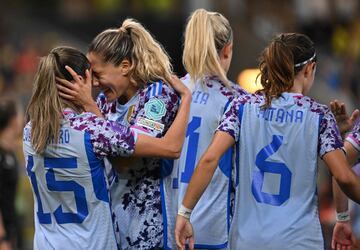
[336,211,350,222]
[178,204,193,219]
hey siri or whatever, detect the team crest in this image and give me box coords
[144,98,166,121]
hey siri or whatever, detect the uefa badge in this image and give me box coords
[144,98,166,121]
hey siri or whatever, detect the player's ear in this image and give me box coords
[221,43,233,60]
[119,59,131,76]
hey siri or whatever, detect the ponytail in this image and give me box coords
[257,33,316,108]
[26,53,63,153]
[183,9,232,87]
[89,19,173,87]
[26,47,90,154]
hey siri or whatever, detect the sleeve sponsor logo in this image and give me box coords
[135,117,165,133]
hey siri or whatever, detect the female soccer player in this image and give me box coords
[329,101,360,250]
[159,9,247,249]
[57,19,179,249]
[23,46,190,250]
[175,33,360,250]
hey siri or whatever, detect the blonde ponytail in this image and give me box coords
[89,19,173,87]
[183,9,232,87]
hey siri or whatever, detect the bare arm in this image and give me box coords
[175,131,235,250]
[133,93,191,158]
[182,131,235,208]
[133,75,192,158]
[332,141,360,212]
[331,141,359,249]
[324,149,360,204]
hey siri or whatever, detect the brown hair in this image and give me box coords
[183,9,233,87]
[257,33,316,107]
[26,46,90,154]
[88,19,173,87]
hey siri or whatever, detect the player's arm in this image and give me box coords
[323,150,360,204]
[175,97,241,250]
[332,176,356,250]
[175,131,235,250]
[83,75,191,159]
[133,85,189,158]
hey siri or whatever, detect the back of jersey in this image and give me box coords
[228,92,330,249]
[162,75,244,249]
[23,120,117,250]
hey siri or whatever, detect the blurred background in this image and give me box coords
[0,0,359,249]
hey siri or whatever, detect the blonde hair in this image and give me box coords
[26,47,90,154]
[183,9,233,86]
[89,19,173,87]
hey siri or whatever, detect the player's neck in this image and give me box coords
[290,78,305,95]
[118,85,139,105]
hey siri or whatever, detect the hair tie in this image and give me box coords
[118,26,127,33]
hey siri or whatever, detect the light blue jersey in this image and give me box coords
[161,75,246,249]
[218,92,343,250]
[23,109,136,250]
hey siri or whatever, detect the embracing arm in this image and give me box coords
[132,76,191,158]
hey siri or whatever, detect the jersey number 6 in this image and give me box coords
[252,135,292,206]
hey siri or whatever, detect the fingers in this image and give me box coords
[56,77,76,90]
[65,65,82,84]
[330,101,336,114]
[85,69,92,85]
[175,230,184,250]
[350,109,360,123]
[189,236,195,250]
[58,91,76,101]
[351,233,356,245]
[57,84,78,97]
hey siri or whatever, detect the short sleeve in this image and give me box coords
[216,98,241,141]
[346,119,360,152]
[130,82,180,138]
[318,108,343,157]
[70,113,136,158]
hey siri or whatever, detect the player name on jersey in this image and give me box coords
[23,127,71,144]
[256,107,304,123]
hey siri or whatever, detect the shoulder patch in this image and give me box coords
[144,98,166,121]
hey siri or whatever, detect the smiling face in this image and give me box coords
[87,52,132,102]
